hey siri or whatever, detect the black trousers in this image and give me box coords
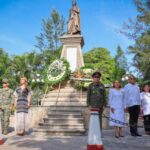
[128,105,140,134]
[144,114,150,132]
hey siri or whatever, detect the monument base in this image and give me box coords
[60,34,84,71]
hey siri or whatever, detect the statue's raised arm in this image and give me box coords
[67,0,81,35]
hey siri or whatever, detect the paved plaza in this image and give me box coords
[0,128,150,150]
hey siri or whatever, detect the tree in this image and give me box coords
[0,48,11,86]
[35,9,65,51]
[84,47,115,84]
[121,0,150,83]
[7,52,41,86]
[40,47,61,67]
[113,45,128,80]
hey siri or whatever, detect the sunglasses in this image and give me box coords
[93,76,100,78]
[130,78,135,80]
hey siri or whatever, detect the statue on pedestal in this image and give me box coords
[60,0,84,71]
[67,0,81,35]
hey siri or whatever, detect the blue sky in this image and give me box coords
[0,0,137,56]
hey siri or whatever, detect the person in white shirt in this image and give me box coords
[109,80,126,138]
[140,84,150,135]
[124,75,141,136]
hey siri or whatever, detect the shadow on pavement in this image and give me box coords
[3,135,87,150]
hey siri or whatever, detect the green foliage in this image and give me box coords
[84,47,115,84]
[35,9,65,51]
[0,48,11,87]
[31,88,44,105]
[71,67,93,90]
[122,0,150,83]
[70,79,92,90]
[113,45,127,80]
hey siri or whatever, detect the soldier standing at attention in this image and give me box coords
[0,79,13,135]
[87,72,106,129]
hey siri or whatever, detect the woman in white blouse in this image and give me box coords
[140,84,150,135]
[109,80,126,138]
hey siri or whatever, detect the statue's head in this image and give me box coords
[72,0,77,6]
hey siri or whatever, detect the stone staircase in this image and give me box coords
[33,85,87,136]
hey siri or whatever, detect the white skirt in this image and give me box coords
[15,112,29,134]
[109,108,126,127]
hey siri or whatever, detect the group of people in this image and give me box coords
[0,77,31,136]
[0,72,150,139]
[87,72,150,138]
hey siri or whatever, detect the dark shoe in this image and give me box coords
[135,133,142,136]
[16,132,25,136]
[145,132,150,135]
[115,135,119,138]
[131,133,136,136]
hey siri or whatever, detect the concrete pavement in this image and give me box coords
[0,128,150,150]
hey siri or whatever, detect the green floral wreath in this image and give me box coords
[47,59,70,85]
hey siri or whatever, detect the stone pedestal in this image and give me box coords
[60,34,84,71]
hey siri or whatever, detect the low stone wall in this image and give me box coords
[83,106,110,130]
[83,106,144,130]
[102,106,110,129]
[29,106,49,128]
[9,106,49,129]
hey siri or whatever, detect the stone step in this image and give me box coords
[33,128,86,136]
[43,118,84,124]
[43,97,86,102]
[43,101,86,105]
[48,105,86,111]
[47,114,82,118]
[49,88,78,93]
[48,111,82,115]
[46,92,86,97]
[33,83,87,136]
[49,109,82,113]
[38,122,84,126]
[37,125,85,130]
[43,102,87,106]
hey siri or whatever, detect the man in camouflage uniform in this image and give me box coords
[87,72,106,130]
[0,79,13,135]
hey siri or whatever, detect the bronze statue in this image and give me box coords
[67,0,81,34]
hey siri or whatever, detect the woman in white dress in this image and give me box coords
[109,80,126,138]
[140,84,150,135]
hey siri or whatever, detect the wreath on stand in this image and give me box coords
[46,59,70,85]
[41,59,70,106]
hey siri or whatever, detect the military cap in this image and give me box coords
[92,71,101,78]
[2,78,9,83]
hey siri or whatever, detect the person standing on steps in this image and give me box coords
[124,75,142,137]
[87,72,106,130]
